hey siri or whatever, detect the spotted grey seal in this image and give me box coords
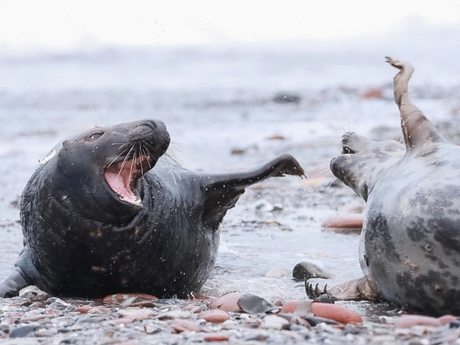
[309,57,460,315]
[0,119,305,298]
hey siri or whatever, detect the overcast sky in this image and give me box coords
[0,0,459,51]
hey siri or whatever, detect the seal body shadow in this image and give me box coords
[0,119,305,298]
[311,58,460,316]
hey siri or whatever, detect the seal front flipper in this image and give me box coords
[306,277,381,302]
[201,154,305,228]
[0,248,42,298]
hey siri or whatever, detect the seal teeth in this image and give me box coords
[105,158,143,206]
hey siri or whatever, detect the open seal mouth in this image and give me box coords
[105,154,154,205]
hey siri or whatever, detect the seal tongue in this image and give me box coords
[105,159,143,205]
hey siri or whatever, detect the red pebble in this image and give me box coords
[209,292,243,312]
[171,319,201,333]
[265,268,288,278]
[311,302,362,324]
[321,213,364,229]
[395,315,442,329]
[438,315,457,325]
[361,87,384,99]
[204,332,230,342]
[198,310,230,323]
[280,300,299,313]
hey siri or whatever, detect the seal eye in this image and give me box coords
[342,146,355,155]
[89,132,103,140]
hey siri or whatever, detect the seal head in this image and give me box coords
[49,119,170,223]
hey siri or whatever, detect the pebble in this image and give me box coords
[311,302,363,324]
[321,213,364,229]
[237,294,278,314]
[394,315,454,329]
[156,310,191,320]
[75,305,111,314]
[170,319,201,333]
[262,315,289,330]
[9,324,39,338]
[106,317,134,325]
[292,261,332,281]
[19,286,50,299]
[204,332,230,342]
[438,315,457,325]
[361,87,384,99]
[118,308,155,320]
[210,292,243,312]
[272,92,301,104]
[254,200,283,212]
[20,313,56,322]
[281,300,300,314]
[281,300,362,324]
[265,268,287,278]
[266,134,286,141]
[198,310,230,323]
[102,293,158,305]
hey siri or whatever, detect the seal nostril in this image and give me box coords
[143,120,157,131]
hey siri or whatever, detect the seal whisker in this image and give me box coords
[128,151,136,187]
[324,177,338,193]
[309,168,333,180]
[141,144,152,170]
[163,155,178,185]
[321,137,342,145]
[111,131,128,137]
[163,153,183,180]
[116,144,135,181]
[138,144,144,176]
[145,142,158,155]
[164,151,182,166]
[107,151,128,169]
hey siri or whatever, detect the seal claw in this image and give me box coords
[305,281,335,304]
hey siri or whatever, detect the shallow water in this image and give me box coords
[1,43,459,321]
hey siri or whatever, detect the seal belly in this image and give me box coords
[362,168,460,315]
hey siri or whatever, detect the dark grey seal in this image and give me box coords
[0,119,305,298]
[309,57,460,316]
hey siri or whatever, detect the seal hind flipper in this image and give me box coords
[202,154,305,228]
[385,56,447,151]
[0,268,29,298]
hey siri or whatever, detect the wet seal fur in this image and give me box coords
[0,119,305,298]
[309,58,460,316]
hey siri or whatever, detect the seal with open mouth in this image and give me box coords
[0,119,305,298]
[308,58,460,315]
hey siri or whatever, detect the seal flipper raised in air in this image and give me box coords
[201,154,306,229]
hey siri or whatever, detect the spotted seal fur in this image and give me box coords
[309,57,460,315]
[0,119,305,298]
